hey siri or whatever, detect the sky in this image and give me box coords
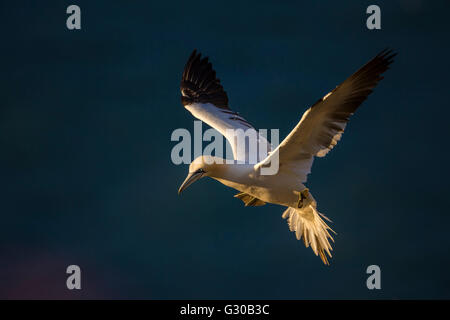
[1,0,449,299]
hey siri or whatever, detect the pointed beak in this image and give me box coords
[178,172,203,194]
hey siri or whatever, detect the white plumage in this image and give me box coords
[178,49,395,264]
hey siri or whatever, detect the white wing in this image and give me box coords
[256,49,396,181]
[181,50,270,162]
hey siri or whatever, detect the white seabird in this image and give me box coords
[178,49,395,264]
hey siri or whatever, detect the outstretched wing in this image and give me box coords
[181,50,270,162]
[256,49,396,181]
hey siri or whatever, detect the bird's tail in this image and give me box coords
[282,202,336,265]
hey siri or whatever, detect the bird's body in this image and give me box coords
[177,49,395,264]
[208,161,305,208]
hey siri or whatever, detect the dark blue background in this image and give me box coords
[1,0,449,299]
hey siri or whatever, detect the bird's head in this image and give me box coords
[178,155,219,194]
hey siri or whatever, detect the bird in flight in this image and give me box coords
[178,49,395,264]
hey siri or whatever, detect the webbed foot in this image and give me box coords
[297,188,310,208]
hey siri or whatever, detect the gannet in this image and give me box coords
[178,49,395,264]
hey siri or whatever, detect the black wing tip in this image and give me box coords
[186,49,206,67]
[311,48,396,110]
[350,48,397,82]
[375,48,397,65]
[180,49,229,109]
[188,49,197,59]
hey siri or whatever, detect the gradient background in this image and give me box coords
[1,0,449,299]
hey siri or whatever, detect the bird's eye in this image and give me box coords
[196,168,205,174]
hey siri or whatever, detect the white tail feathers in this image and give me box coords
[282,205,336,265]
